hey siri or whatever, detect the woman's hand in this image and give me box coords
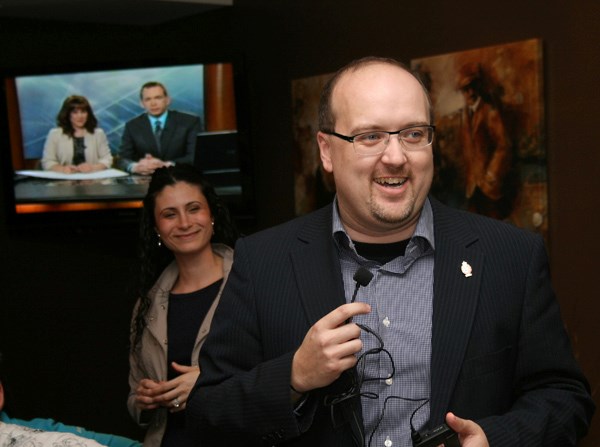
[134,378,163,411]
[50,164,78,174]
[134,363,200,413]
[76,162,98,172]
[162,363,201,412]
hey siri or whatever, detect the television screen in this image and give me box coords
[0,58,253,227]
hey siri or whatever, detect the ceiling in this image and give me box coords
[0,0,233,26]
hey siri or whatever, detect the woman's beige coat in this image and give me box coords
[127,244,234,446]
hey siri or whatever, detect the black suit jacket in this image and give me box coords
[116,110,201,171]
[187,198,594,446]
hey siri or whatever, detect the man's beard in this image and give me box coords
[368,191,416,225]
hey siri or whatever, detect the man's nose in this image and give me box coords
[380,136,408,164]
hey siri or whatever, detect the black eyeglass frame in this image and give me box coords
[323,124,436,155]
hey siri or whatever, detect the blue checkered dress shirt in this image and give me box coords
[332,198,435,447]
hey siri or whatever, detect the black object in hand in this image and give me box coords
[412,423,460,447]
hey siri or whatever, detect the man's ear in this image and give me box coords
[317,131,334,173]
[0,382,5,411]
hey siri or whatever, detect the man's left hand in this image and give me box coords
[445,412,489,447]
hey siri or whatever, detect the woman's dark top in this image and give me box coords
[161,278,223,447]
[72,136,85,165]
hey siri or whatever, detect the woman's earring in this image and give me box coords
[157,233,162,247]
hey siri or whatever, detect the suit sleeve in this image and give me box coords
[170,114,201,165]
[41,129,61,170]
[186,238,304,444]
[117,122,137,171]
[476,236,594,446]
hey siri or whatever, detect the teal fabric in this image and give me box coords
[0,411,141,447]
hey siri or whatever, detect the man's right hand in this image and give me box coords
[291,302,371,393]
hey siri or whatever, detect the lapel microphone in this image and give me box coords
[346,267,373,325]
[351,267,374,303]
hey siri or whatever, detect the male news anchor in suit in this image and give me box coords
[186,57,594,446]
[117,81,202,175]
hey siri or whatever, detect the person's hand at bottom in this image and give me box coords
[445,412,489,447]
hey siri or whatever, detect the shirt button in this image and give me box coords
[385,377,393,386]
[383,317,390,327]
[384,436,393,447]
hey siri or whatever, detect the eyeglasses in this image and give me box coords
[324,125,435,156]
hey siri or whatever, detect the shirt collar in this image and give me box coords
[148,111,168,126]
[332,196,435,250]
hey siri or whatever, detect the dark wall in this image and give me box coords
[0,0,598,444]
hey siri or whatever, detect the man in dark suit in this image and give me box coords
[186,57,594,446]
[117,81,202,175]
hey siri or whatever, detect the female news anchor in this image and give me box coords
[41,95,113,173]
[127,164,239,446]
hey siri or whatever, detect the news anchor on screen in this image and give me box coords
[41,95,113,173]
[117,81,202,176]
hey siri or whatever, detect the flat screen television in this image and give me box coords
[0,57,254,230]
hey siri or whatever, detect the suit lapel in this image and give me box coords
[429,198,484,427]
[160,111,176,155]
[290,206,345,326]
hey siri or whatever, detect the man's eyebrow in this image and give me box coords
[349,121,431,134]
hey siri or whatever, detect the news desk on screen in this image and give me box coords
[13,166,243,214]
[12,169,148,213]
